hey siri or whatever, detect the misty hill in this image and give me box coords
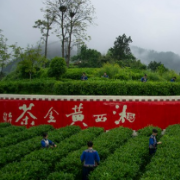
[131,46,180,73]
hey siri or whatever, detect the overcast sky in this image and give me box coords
[1,0,180,55]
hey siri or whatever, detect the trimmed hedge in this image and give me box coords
[140,125,180,180]
[55,127,132,180]
[89,126,162,180]
[0,123,11,128]
[0,161,49,180]
[138,125,162,140]
[0,124,54,148]
[47,172,74,180]
[0,125,25,137]
[23,127,103,166]
[0,126,80,167]
[1,80,180,95]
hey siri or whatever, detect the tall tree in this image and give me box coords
[110,34,133,60]
[33,9,56,59]
[44,0,95,67]
[0,30,11,78]
[17,45,43,80]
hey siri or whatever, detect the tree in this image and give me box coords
[109,34,133,60]
[33,9,56,59]
[148,61,162,71]
[17,45,43,80]
[72,45,101,67]
[48,57,67,80]
[0,30,11,78]
[44,0,95,67]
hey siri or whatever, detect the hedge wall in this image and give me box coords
[0,80,180,95]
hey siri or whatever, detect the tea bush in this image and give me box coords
[0,126,80,167]
[23,127,103,166]
[140,125,180,180]
[0,125,25,137]
[0,124,54,148]
[0,122,11,128]
[1,80,180,95]
[47,172,74,180]
[89,126,162,180]
[0,160,49,180]
[55,127,132,179]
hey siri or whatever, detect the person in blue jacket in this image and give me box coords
[141,74,147,82]
[80,141,100,180]
[41,132,57,148]
[149,129,162,155]
[170,77,176,82]
[81,73,88,80]
[101,72,109,78]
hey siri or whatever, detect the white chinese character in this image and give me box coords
[16,103,37,126]
[66,103,87,127]
[93,114,107,122]
[44,107,59,123]
[3,113,7,122]
[114,105,136,125]
[3,112,12,123]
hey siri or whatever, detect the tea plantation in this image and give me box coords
[0,123,180,180]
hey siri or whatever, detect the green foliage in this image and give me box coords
[138,125,162,140]
[16,45,43,80]
[47,172,74,180]
[0,30,11,79]
[48,56,67,80]
[89,126,162,180]
[0,126,80,168]
[23,127,103,166]
[55,127,132,179]
[109,34,133,60]
[148,61,163,71]
[0,160,49,180]
[72,45,102,68]
[62,68,97,80]
[0,124,54,148]
[96,63,120,78]
[157,64,168,76]
[140,125,180,180]
[0,125,25,137]
[1,80,180,95]
[0,122,11,128]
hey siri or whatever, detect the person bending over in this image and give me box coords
[41,132,57,148]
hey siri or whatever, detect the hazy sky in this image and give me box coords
[1,0,180,55]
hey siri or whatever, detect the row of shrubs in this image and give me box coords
[140,124,180,180]
[0,126,80,168]
[53,127,132,180]
[89,126,162,180]
[3,63,179,82]
[1,80,180,95]
[0,124,54,148]
[0,127,103,180]
[0,122,11,128]
[0,125,25,137]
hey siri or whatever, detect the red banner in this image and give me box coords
[0,99,180,130]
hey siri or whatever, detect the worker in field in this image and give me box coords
[81,72,88,80]
[141,74,147,82]
[80,141,100,180]
[149,129,162,155]
[170,77,176,82]
[101,72,109,78]
[41,132,57,148]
